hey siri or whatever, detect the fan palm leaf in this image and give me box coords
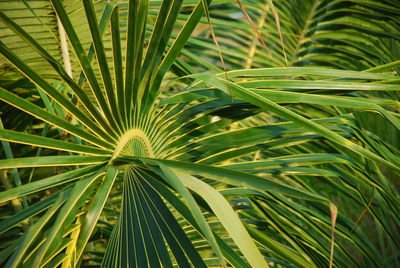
[0,0,399,267]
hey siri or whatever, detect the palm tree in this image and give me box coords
[0,0,399,267]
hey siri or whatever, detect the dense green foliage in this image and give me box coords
[0,0,399,267]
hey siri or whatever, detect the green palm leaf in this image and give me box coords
[0,0,399,267]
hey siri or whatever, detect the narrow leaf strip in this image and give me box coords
[110,6,127,126]
[149,0,211,105]
[82,1,120,127]
[0,129,112,156]
[143,174,250,268]
[221,67,397,80]
[0,165,103,204]
[134,177,176,268]
[251,89,400,130]
[0,40,115,143]
[139,175,206,267]
[6,190,71,268]
[0,194,58,234]
[0,118,28,208]
[50,0,119,133]
[141,0,184,103]
[0,156,107,169]
[196,74,400,173]
[159,164,227,267]
[239,80,400,91]
[31,171,105,266]
[178,171,268,268]
[137,158,328,202]
[124,0,139,117]
[0,87,114,149]
[77,3,116,86]
[75,166,119,260]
